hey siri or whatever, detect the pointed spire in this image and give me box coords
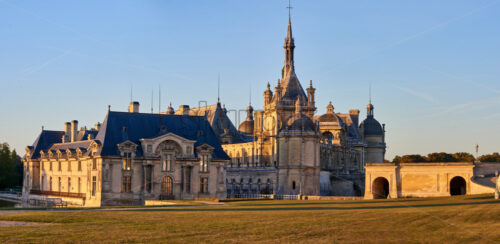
[286,16,293,42]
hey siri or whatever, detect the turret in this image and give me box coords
[306,80,315,106]
[264,82,273,106]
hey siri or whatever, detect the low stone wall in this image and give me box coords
[144,200,177,206]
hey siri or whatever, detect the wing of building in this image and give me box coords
[23,106,229,207]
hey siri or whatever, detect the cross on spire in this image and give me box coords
[287,0,293,17]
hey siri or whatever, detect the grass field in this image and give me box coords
[0,195,499,243]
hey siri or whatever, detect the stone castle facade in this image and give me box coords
[22,16,387,207]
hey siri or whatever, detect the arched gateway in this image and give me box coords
[372,177,389,199]
[450,176,466,196]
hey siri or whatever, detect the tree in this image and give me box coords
[452,152,475,162]
[393,154,427,163]
[0,143,23,190]
[426,152,457,162]
[478,152,500,162]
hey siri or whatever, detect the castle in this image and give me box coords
[21,16,387,207]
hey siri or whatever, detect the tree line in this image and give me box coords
[391,152,500,163]
[0,143,23,190]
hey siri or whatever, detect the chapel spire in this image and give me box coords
[283,15,295,76]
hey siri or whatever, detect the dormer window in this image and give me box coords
[123,152,132,171]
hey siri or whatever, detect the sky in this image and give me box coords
[0,0,499,159]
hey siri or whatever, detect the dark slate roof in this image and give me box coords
[360,116,384,136]
[29,130,65,159]
[281,69,308,102]
[95,111,230,160]
[284,113,316,132]
[49,141,92,155]
[189,104,244,143]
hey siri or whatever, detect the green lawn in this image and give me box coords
[0,195,499,243]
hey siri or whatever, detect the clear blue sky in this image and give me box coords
[0,0,499,159]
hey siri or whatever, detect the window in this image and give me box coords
[50,161,52,171]
[162,154,173,171]
[41,176,45,190]
[49,177,53,191]
[200,177,208,193]
[92,158,97,170]
[122,176,131,193]
[68,161,72,171]
[58,161,61,171]
[68,178,71,193]
[200,155,209,172]
[185,167,191,193]
[123,152,132,170]
[58,177,62,192]
[78,178,81,193]
[78,161,82,171]
[92,176,97,196]
[292,181,296,190]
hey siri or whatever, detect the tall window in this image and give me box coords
[49,177,52,191]
[122,176,131,193]
[200,155,208,172]
[58,161,61,171]
[78,178,81,193]
[162,154,173,171]
[41,176,45,190]
[58,177,61,192]
[50,161,52,171]
[123,153,132,170]
[200,177,208,193]
[78,161,82,171]
[92,176,97,196]
[185,167,191,193]
[68,177,71,193]
[68,161,72,171]
[92,158,97,170]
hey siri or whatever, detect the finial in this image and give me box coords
[369,83,372,104]
[287,0,293,18]
[217,73,221,103]
[42,125,44,130]
[108,105,111,112]
[310,80,313,88]
[249,83,252,106]
[267,82,270,89]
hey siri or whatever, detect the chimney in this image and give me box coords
[179,105,190,115]
[349,109,360,128]
[64,122,71,142]
[128,101,140,113]
[71,120,78,142]
[94,122,101,131]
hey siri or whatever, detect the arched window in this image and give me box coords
[161,176,173,196]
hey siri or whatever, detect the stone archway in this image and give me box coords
[372,177,389,199]
[450,176,466,196]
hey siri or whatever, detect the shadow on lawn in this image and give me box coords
[127,200,500,212]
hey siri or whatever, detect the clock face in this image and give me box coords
[264,116,275,131]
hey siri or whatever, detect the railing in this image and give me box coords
[228,194,274,199]
[30,190,86,199]
[227,194,298,200]
[273,195,298,200]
